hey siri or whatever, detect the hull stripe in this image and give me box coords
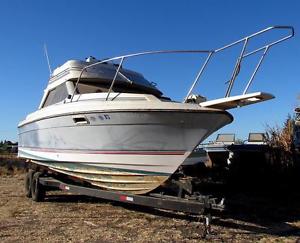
[19,147,186,155]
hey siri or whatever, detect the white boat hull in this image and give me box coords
[19,103,232,194]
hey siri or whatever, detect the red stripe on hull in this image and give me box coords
[19,147,186,156]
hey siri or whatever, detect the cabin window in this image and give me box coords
[43,83,68,107]
[76,82,110,94]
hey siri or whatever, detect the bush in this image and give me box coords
[265,114,294,152]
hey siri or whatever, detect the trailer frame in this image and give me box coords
[25,169,225,236]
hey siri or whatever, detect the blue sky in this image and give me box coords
[0,0,299,142]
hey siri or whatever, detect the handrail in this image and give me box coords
[69,26,294,103]
[221,26,294,97]
[69,50,212,102]
[106,57,125,100]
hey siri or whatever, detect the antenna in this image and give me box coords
[43,43,52,77]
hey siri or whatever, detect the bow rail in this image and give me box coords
[70,26,294,103]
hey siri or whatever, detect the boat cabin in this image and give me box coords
[39,57,163,109]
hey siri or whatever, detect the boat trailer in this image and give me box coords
[25,168,224,236]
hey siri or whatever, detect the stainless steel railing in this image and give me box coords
[69,50,212,102]
[70,26,294,103]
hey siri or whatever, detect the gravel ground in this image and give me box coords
[0,173,300,242]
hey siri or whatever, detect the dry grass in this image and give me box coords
[0,174,300,242]
[0,147,299,241]
[0,166,25,176]
[264,115,296,170]
[265,115,294,152]
[0,154,26,176]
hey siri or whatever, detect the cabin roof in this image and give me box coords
[48,59,162,96]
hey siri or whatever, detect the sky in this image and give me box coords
[0,0,299,142]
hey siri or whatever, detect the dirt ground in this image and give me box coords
[0,173,300,243]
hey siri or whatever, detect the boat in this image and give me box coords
[201,133,236,169]
[18,26,294,194]
[226,132,270,167]
[182,148,209,166]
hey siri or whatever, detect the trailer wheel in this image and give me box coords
[25,169,34,198]
[31,172,45,202]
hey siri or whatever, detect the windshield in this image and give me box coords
[74,80,162,96]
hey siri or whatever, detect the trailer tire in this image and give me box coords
[31,172,45,202]
[25,169,34,198]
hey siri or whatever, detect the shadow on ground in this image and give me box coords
[214,190,300,237]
